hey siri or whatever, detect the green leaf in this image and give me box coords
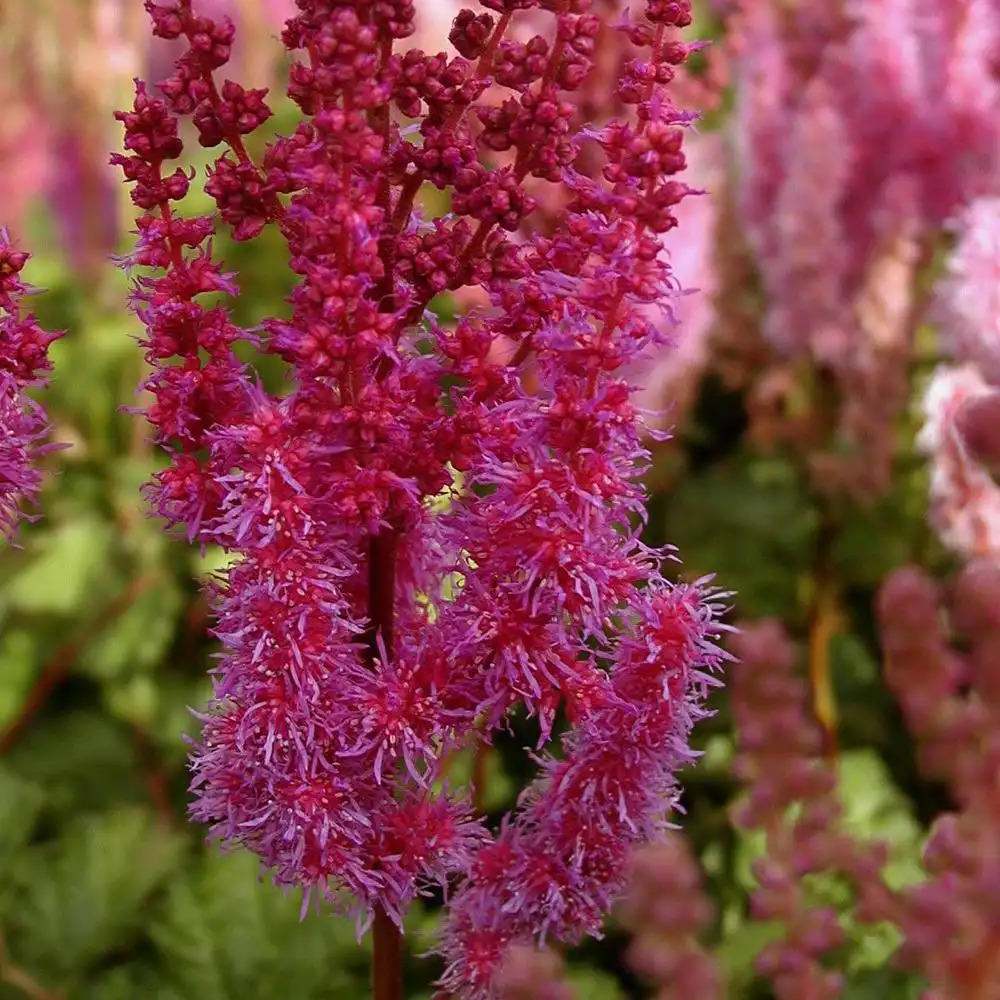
[828,633,895,747]
[715,920,785,989]
[0,765,44,889]
[836,749,924,890]
[80,579,183,683]
[8,808,183,981]
[153,850,364,1000]
[5,518,117,615]
[565,967,624,999]
[5,711,146,817]
[831,472,932,589]
[841,967,926,1000]
[75,964,178,1000]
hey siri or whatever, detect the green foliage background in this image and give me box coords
[0,103,954,1000]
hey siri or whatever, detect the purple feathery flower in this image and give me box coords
[113,1,729,995]
[0,232,62,541]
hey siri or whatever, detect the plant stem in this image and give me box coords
[367,531,398,660]
[367,531,402,999]
[372,905,404,1000]
[807,552,840,761]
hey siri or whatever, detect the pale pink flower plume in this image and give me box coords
[731,0,1000,359]
[918,365,1000,559]
[934,196,1000,385]
[636,130,723,423]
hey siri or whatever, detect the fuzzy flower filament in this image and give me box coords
[0,233,62,541]
[113,1,727,996]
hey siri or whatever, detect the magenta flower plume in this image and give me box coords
[0,232,62,541]
[113,1,728,995]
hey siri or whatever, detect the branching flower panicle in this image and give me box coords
[113,1,727,995]
[0,233,62,541]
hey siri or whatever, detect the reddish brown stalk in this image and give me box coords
[373,906,405,1000]
[367,531,399,662]
[0,573,161,755]
[367,529,402,999]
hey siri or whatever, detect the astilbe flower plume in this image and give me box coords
[723,0,1000,498]
[878,562,1000,999]
[917,365,1000,560]
[933,196,1000,385]
[0,233,62,541]
[112,0,728,996]
[916,195,1000,556]
[620,835,721,998]
[729,620,891,1000]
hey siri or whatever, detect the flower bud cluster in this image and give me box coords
[0,233,62,540]
[877,561,1000,999]
[494,945,574,1000]
[729,620,889,1000]
[113,1,727,996]
[620,835,721,998]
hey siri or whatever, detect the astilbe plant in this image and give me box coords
[650,575,1000,1000]
[714,0,1000,500]
[728,620,891,1000]
[111,1,729,996]
[620,835,721,999]
[0,233,61,541]
[919,197,1000,560]
[877,561,1000,999]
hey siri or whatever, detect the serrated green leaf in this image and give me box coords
[153,850,363,1000]
[8,808,183,980]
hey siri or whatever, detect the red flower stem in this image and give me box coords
[368,530,401,998]
[373,905,404,1000]
[367,530,398,663]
